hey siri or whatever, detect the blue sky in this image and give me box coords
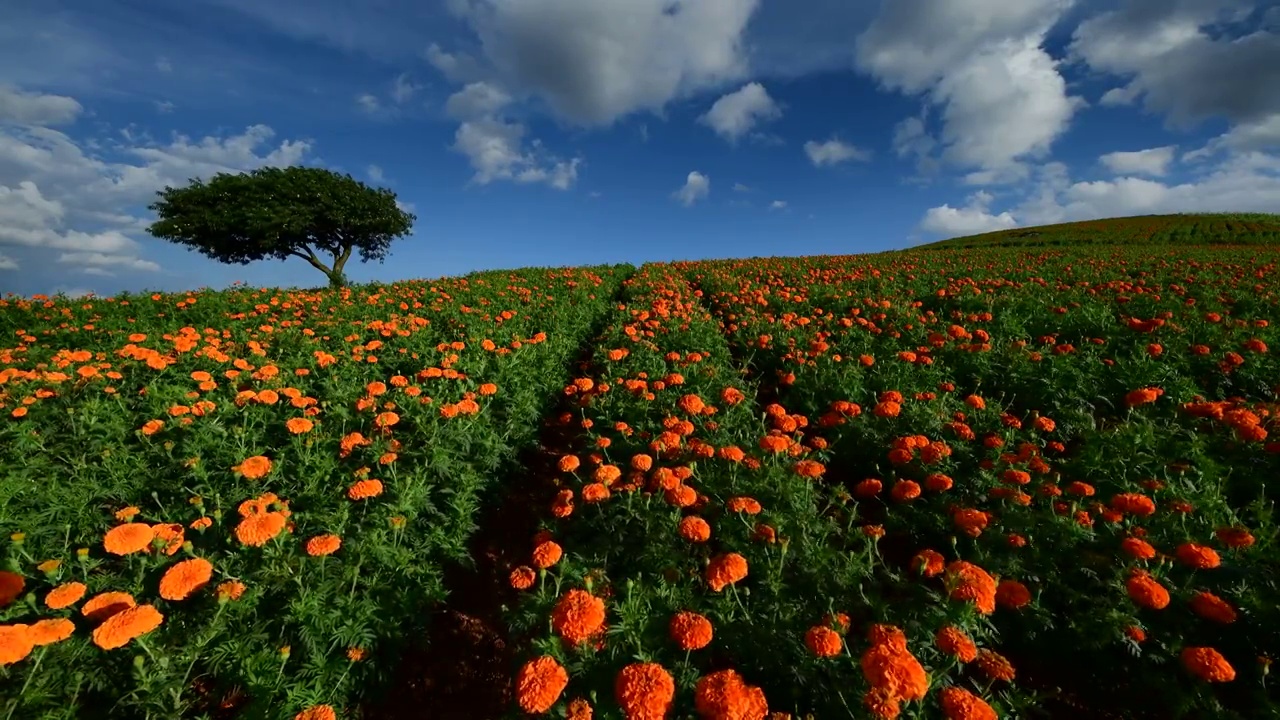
[1,0,1278,298]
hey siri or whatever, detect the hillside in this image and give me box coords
[915,212,1280,250]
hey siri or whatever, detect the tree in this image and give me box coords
[147,166,416,288]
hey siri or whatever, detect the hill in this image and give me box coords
[915,212,1280,250]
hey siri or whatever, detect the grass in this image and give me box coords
[913,213,1280,250]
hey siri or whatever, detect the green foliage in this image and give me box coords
[147,166,416,288]
[915,213,1280,250]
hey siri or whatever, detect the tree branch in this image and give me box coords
[287,248,333,275]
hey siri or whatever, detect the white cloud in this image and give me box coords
[424,43,487,84]
[919,190,1017,236]
[367,164,385,183]
[1099,146,1176,176]
[391,73,421,104]
[58,252,160,272]
[154,100,175,114]
[462,0,761,126]
[445,82,512,120]
[673,171,709,206]
[856,0,1080,178]
[699,82,781,143]
[155,57,172,73]
[803,138,870,167]
[0,253,17,270]
[0,85,84,126]
[769,199,787,209]
[356,94,381,114]
[732,182,751,192]
[451,118,580,189]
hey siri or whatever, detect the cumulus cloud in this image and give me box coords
[1099,146,1176,176]
[769,199,787,209]
[699,82,781,143]
[803,138,870,167]
[0,253,17,270]
[367,164,385,182]
[0,85,83,126]
[0,88,313,277]
[856,0,1080,179]
[459,0,760,126]
[673,171,710,206]
[445,82,582,189]
[919,190,1017,236]
[445,81,512,120]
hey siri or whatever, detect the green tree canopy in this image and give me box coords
[147,165,416,288]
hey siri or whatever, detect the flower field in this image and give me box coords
[2,239,1279,719]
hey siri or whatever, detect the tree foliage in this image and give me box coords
[147,166,416,287]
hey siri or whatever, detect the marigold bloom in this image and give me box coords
[305,534,342,557]
[794,459,825,478]
[235,511,287,547]
[911,549,945,577]
[0,571,25,608]
[532,541,563,569]
[706,553,749,592]
[81,591,136,623]
[1215,526,1256,548]
[995,580,1031,609]
[935,626,977,663]
[679,516,712,543]
[1182,646,1235,682]
[975,649,1015,682]
[1189,591,1237,624]
[152,523,185,555]
[938,686,997,720]
[103,523,154,556]
[91,604,163,650]
[805,626,843,658]
[946,561,997,615]
[558,455,581,473]
[516,656,569,714]
[0,624,34,666]
[670,611,713,651]
[1120,537,1157,560]
[510,566,536,590]
[29,618,75,647]
[348,478,384,500]
[616,663,675,720]
[727,497,762,514]
[286,418,314,434]
[159,557,214,601]
[233,455,273,479]
[566,697,593,720]
[294,705,337,720]
[694,669,768,720]
[1126,571,1171,610]
[1176,543,1221,569]
[217,581,246,601]
[861,640,928,702]
[551,589,607,646]
[45,581,87,610]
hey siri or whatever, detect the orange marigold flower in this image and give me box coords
[794,459,825,478]
[159,557,213,601]
[593,465,622,484]
[217,581,246,601]
[706,553,749,592]
[0,571,25,607]
[234,511,288,547]
[946,561,996,615]
[1176,542,1221,570]
[29,618,75,647]
[938,686,997,720]
[532,540,563,569]
[552,589,607,646]
[294,705,337,720]
[694,669,768,720]
[0,624,34,666]
[861,640,929,701]
[616,663,675,720]
[558,455,581,473]
[1189,591,1237,624]
[103,523,155,556]
[911,549,945,578]
[348,478,384,500]
[233,455,272,479]
[727,496,763,514]
[152,523,185,555]
[1120,537,1157,560]
[995,579,1031,610]
[286,418,314,434]
[516,655,569,714]
[805,626,843,658]
[114,506,141,521]
[306,534,342,557]
[975,649,1015,682]
[510,566,536,590]
[45,581,87,610]
[81,591,136,623]
[190,516,213,531]
[935,626,977,663]
[1126,571,1171,610]
[1215,526,1256,548]
[670,611,713,651]
[566,697,593,720]
[1182,646,1235,682]
[679,516,711,543]
[91,604,163,650]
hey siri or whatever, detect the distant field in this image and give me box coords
[915,213,1280,250]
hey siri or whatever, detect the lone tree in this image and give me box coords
[148,166,416,288]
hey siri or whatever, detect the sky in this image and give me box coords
[1,0,1278,298]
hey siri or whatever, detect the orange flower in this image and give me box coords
[233,455,273,479]
[935,626,977,663]
[91,604,163,650]
[510,566,536,590]
[294,705,337,720]
[679,516,711,543]
[516,656,569,714]
[0,624,34,666]
[669,611,713,651]
[235,511,287,547]
[615,663,675,720]
[45,581,87,610]
[1189,591,1237,624]
[910,549,945,577]
[1120,537,1157,560]
[994,580,1031,609]
[558,455,581,473]
[1176,543,1221,569]
[348,479,384,500]
[81,591,136,623]
[566,697,593,720]
[217,581,246,601]
[938,686,997,720]
[861,638,928,702]
[159,558,214,601]
[532,541,562,569]
[805,626,842,658]
[114,506,141,521]
[1182,646,1235,682]
[306,534,342,557]
[975,649,1015,682]
[286,418,314,434]
[29,618,74,646]
[152,523,185,555]
[102,522,154,556]
[694,669,768,720]
[1126,571,1170,610]
[706,553,748,592]
[945,561,996,615]
[0,571,24,607]
[551,589,607,646]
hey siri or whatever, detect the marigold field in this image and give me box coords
[2,231,1279,719]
